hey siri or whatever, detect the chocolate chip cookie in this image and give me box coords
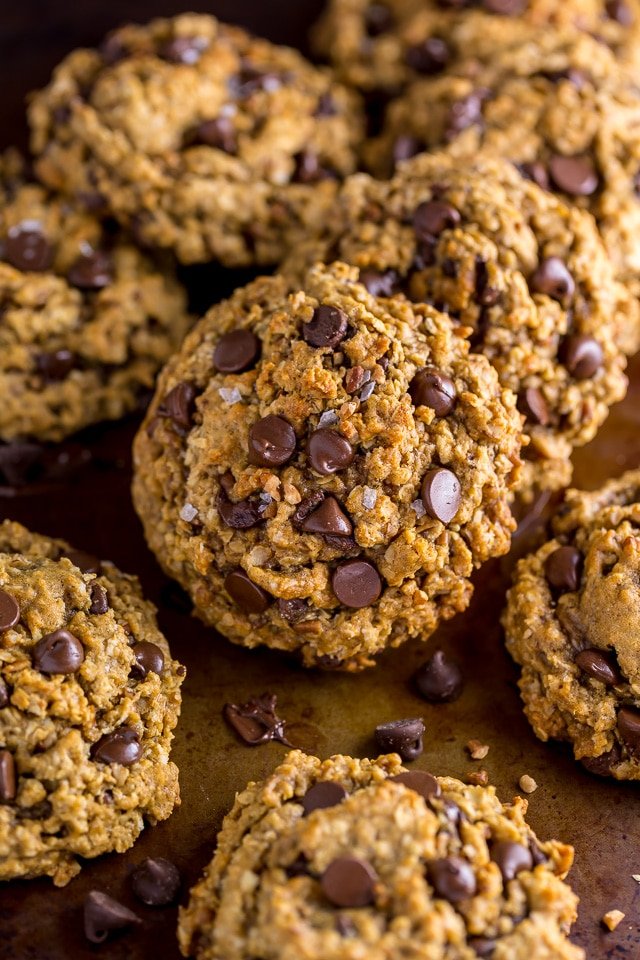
[0,149,190,442]
[312,0,640,94]
[178,750,583,960]
[504,469,640,781]
[28,13,364,267]
[367,29,640,350]
[132,261,523,671]
[282,154,630,497]
[0,520,184,885]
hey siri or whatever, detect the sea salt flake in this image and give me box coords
[218,386,242,405]
[180,503,198,522]
[318,410,339,427]
[362,487,378,510]
[411,499,426,518]
[360,381,376,401]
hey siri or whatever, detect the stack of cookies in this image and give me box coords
[3,3,640,957]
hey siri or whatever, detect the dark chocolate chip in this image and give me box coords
[217,489,264,529]
[428,857,477,902]
[617,706,640,756]
[410,367,457,415]
[561,335,603,380]
[491,840,533,882]
[231,65,283,97]
[544,546,582,592]
[277,597,308,623]
[469,937,497,957]
[158,382,197,430]
[415,650,463,702]
[575,648,622,686]
[301,497,353,536]
[406,37,450,74]
[213,330,260,373]
[445,92,485,140]
[360,268,399,297]
[365,3,394,35]
[529,839,548,866]
[331,559,382,608]
[606,0,633,24]
[413,200,461,241]
[83,891,141,944]
[308,428,354,475]
[375,718,425,760]
[5,221,53,272]
[421,467,461,523]
[248,415,296,467]
[581,743,622,776]
[91,727,142,765]
[131,857,181,906]
[15,799,52,820]
[293,151,335,184]
[321,857,377,908]
[0,590,20,631]
[64,549,102,574]
[520,161,549,191]
[223,692,290,746]
[314,92,338,117]
[36,349,76,383]
[0,749,16,802]
[286,853,310,877]
[32,629,85,675]
[549,155,599,196]
[389,770,441,801]
[131,641,165,679]
[194,116,237,154]
[518,387,550,427]
[89,583,109,615]
[303,304,349,349]
[302,780,348,814]
[392,134,425,166]
[67,250,113,289]
[159,35,207,64]
[100,34,128,65]
[529,257,575,303]
[224,569,273,613]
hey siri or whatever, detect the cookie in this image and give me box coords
[28,13,364,267]
[312,0,640,94]
[0,150,190,443]
[367,29,640,351]
[504,469,640,781]
[0,520,184,885]
[178,750,583,960]
[132,261,523,671]
[282,154,630,497]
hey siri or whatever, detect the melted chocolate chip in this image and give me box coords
[223,692,290,746]
[413,200,460,241]
[410,367,457,415]
[375,718,425,760]
[302,780,348,814]
[617,706,640,756]
[0,590,20,631]
[249,415,297,467]
[331,559,382,608]
[91,727,142,765]
[529,257,575,303]
[549,155,599,196]
[428,857,476,902]
[0,749,16,802]
[193,116,237,154]
[308,429,355,475]
[213,330,260,373]
[277,597,308,623]
[421,467,461,524]
[301,497,353,536]
[544,546,582,592]
[581,743,622,776]
[390,770,441,801]
[32,629,85,674]
[491,840,533,882]
[415,649,463,702]
[303,305,349,349]
[158,382,197,431]
[445,92,485,140]
[131,641,165,679]
[321,857,377,908]
[67,249,113,289]
[365,3,394,35]
[89,583,109,615]
[36,350,76,383]
[5,221,53,272]
[131,857,181,907]
[224,569,273,613]
[561,335,603,380]
[518,387,550,427]
[406,37,450,74]
[83,891,141,944]
[575,648,622,686]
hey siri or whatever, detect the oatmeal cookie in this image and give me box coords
[282,155,629,497]
[132,261,523,671]
[504,469,640,781]
[0,520,184,885]
[0,149,190,442]
[28,13,364,267]
[178,750,582,960]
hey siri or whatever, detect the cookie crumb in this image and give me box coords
[632,874,640,883]
[467,769,489,786]
[519,774,538,794]
[602,909,625,931]
[466,739,489,760]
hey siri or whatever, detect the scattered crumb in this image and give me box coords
[602,910,625,931]
[466,739,490,760]
[467,769,489,786]
[632,875,640,883]
[519,774,538,794]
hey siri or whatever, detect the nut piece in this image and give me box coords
[466,739,489,760]
[519,774,538,794]
[467,769,489,786]
[602,909,625,931]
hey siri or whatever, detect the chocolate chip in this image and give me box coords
[293,151,335,184]
[91,727,142,765]
[83,891,141,944]
[529,257,575,303]
[549,155,599,196]
[36,349,76,383]
[218,489,263,529]
[321,857,377,908]
[360,268,399,297]
[308,429,354,475]
[483,0,525,11]
[277,597,308,623]
[303,305,348,349]
[469,937,497,957]
[5,221,53,272]
[428,857,476,902]
[15,799,52,820]
[606,0,633,24]
[529,839,548,866]
[544,546,582,592]
[223,692,290,745]
[314,92,338,117]
[287,853,310,877]
[415,649,463,702]
[213,330,260,373]
[581,743,622,776]
[392,134,425,166]
[336,915,357,937]
[575,648,622,686]
[365,3,394,35]
[390,769,441,801]
[64,549,101,574]
[406,37,450,74]
[89,584,109,615]
[617,706,640,756]
[561,335,603,379]
[301,497,353,537]
[0,590,19,631]
[249,415,296,467]
[302,781,348,814]
[159,35,207,64]
[32,629,85,675]
[158,382,197,430]
[410,367,457,415]
[194,116,237,153]
[375,718,425,760]
[518,387,550,427]
[231,64,283,98]
[0,749,16,802]
[100,34,128,65]
[67,249,113,289]
[520,161,549,191]
[421,467,461,523]
[491,841,533,882]
[131,857,181,906]
[332,559,382,608]
[445,92,485,140]
[413,200,461,241]
[0,678,8,708]
[131,641,165,679]
[224,569,272,613]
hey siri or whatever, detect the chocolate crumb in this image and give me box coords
[223,693,292,746]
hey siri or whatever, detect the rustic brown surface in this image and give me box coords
[2,3,640,958]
